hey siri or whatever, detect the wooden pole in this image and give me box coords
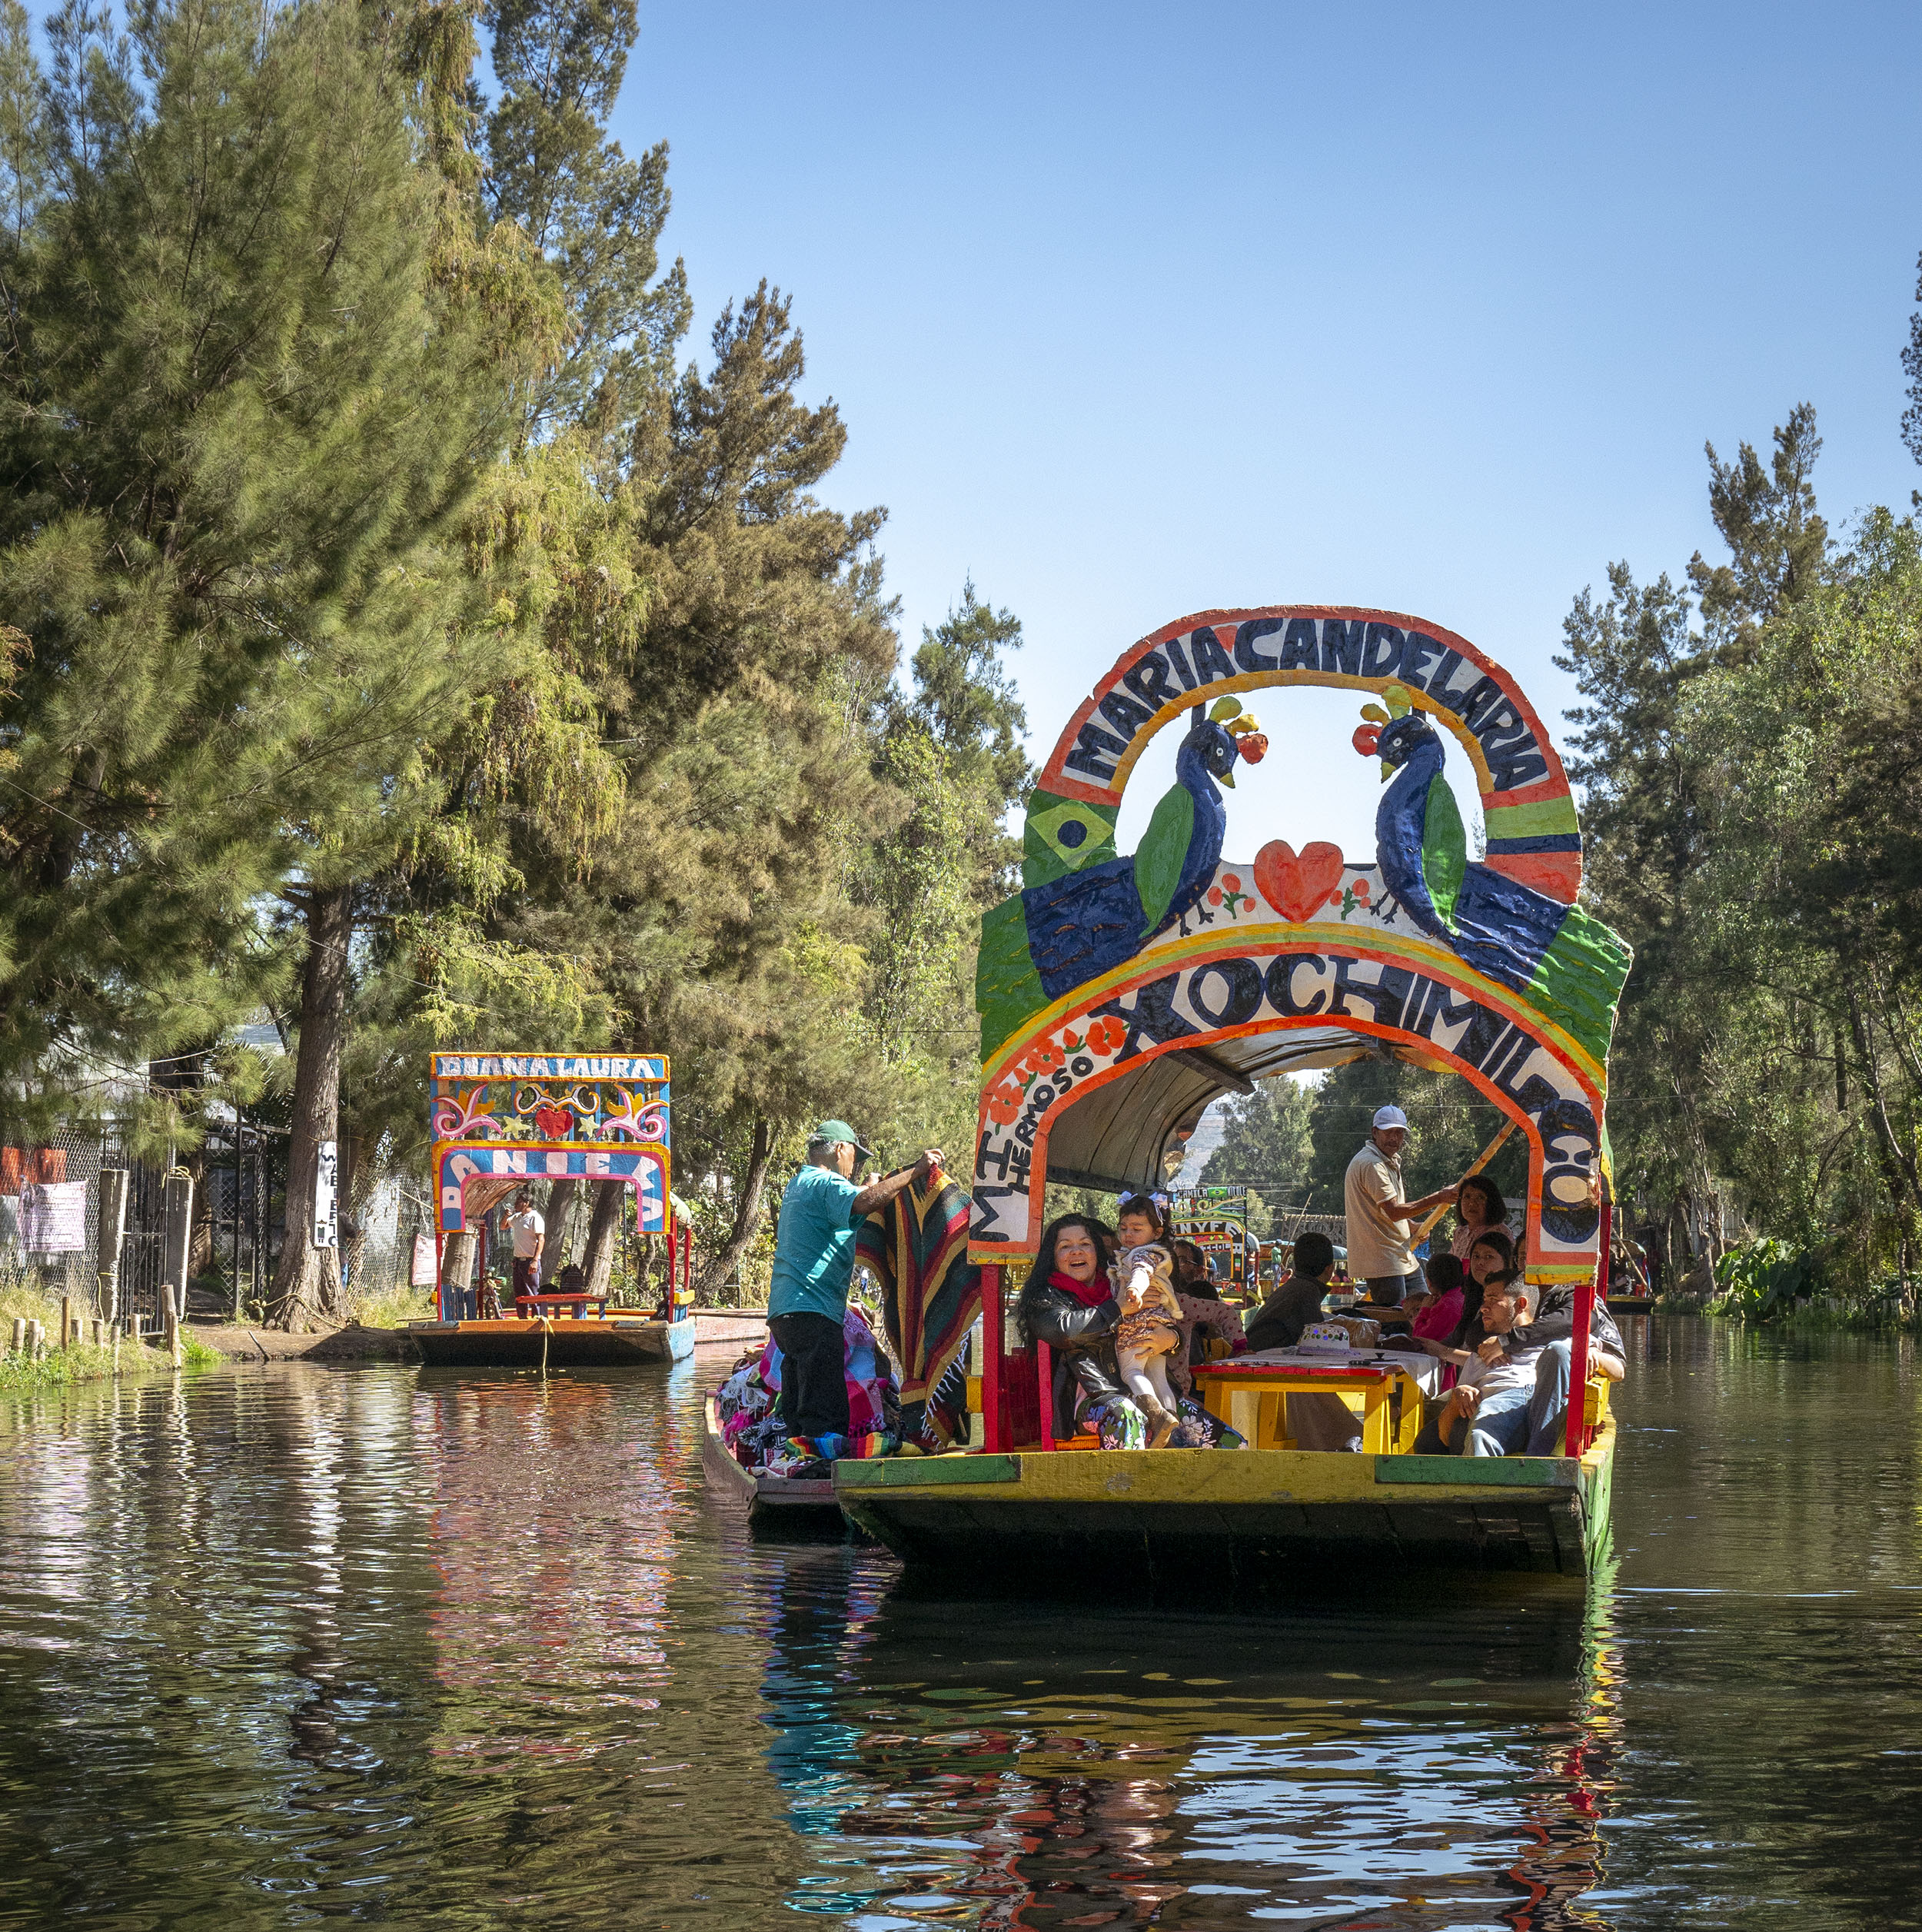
[9,1316,24,1354]
[1566,1189,1608,1458]
[95,1168,129,1327]
[61,1295,72,1349]
[161,1169,194,1328]
[980,1265,1005,1452]
[1412,1120,1516,1245]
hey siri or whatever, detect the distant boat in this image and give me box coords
[407,1315,695,1368]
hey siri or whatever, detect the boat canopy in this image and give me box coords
[969,605,1633,1289]
[1042,1023,1389,1195]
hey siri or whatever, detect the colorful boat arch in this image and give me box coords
[971,605,1632,1291]
[427,1053,674,1306]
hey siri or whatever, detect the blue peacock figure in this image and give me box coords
[1353,686,1629,1036]
[989,698,1267,1009]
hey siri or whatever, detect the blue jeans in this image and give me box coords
[1465,1341,1573,1457]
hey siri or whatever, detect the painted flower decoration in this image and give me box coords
[1087,1016,1128,1056]
[985,1081,1024,1126]
[1024,1038,1066,1076]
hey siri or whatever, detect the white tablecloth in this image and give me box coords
[1225,1345,1445,1398]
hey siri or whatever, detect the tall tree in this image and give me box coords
[1199,1079,1315,1199]
[0,0,508,1180]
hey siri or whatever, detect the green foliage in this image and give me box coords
[0,0,510,1146]
[1709,1239,1820,1322]
[1296,1058,1525,1219]
[1560,403,1922,1304]
[1200,1079,1315,1199]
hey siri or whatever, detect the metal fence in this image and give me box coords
[1,1119,287,1332]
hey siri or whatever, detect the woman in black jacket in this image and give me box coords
[1018,1214,1126,1438]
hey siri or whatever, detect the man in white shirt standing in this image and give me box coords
[1343,1104,1458,1306]
[505,1190,546,1307]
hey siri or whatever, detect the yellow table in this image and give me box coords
[1192,1347,1438,1453]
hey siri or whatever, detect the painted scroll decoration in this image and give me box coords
[971,605,1633,1285]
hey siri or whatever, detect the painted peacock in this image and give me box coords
[1354,686,1630,1052]
[976,699,1266,1044]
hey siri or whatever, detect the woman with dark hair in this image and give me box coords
[1018,1214,1128,1438]
[1450,1174,1508,1261]
[1452,1227,1515,1348]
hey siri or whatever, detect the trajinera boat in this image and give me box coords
[407,1052,696,1368]
[832,603,1633,1579]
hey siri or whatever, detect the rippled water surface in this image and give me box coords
[3,1319,1920,1929]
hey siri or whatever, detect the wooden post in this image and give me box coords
[9,1316,24,1354]
[161,1169,194,1326]
[60,1295,71,1348]
[440,1229,477,1322]
[1566,1191,1608,1458]
[95,1168,129,1326]
[979,1265,1005,1452]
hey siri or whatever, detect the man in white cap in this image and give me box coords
[1344,1105,1458,1306]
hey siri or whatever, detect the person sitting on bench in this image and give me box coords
[1419,1271,1624,1456]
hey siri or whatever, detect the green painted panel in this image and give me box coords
[1484,796,1580,838]
[1023,790,1119,886]
[1375,1454,1576,1488]
[1521,899,1633,1066]
[836,1454,1023,1489]
[975,897,1049,1060]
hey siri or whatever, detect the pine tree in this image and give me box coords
[0,0,510,1178]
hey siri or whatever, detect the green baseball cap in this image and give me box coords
[812,1119,873,1159]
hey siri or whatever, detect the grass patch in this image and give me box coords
[351,1282,438,1329]
[0,1279,214,1391]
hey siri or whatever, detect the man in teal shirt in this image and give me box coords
[768,1120,941,1442]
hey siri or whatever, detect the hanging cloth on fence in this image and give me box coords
[854,1174,979,1447]
[20,1179,87,1252]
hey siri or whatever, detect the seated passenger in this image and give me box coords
[1244,1232,1362,1451]
[1244,1231,1336,1353]
[1418,1270,1540,1455]
[1407,1252,1466,1345]
[1449,1173,1510,1262]
[1171,1239,1219,1300]
[1422,1270,1626,1456]
[552,1262,590,1316]
[1018,1215,1126,1440]
[1443,1229,1517,1374]
[1473,1270,1628,1451]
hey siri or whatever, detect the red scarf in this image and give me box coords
[1049,1268,1110,1309]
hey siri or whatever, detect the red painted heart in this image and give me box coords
[534,1104,574,1139]
[1254,840,1345,923]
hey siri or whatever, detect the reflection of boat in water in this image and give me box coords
[753,1543,1624,1927]
[699,1394,842,1527]
[408,1315,695,1367]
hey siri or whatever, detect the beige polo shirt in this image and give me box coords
[1344,1140,1416,1282]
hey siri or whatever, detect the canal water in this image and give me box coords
[2,1319,1918,1930]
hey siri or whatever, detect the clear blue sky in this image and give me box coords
[627,1,1921,861]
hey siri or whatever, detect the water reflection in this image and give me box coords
[754,1556,1622,1928]
[4,1322,1922,1927]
